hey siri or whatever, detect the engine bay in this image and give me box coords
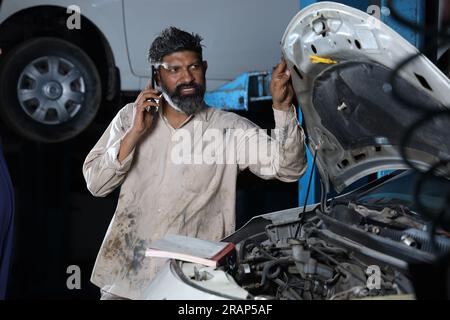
[232,214,408,299]
[224,203,450,300]
[172,192,450,300]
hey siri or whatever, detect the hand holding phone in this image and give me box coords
[144,66,162,114]
[130,79,160,136]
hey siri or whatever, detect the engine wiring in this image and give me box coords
[234,215,404,300]
[295,146,318,238]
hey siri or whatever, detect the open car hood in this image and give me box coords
[281,2,450,193]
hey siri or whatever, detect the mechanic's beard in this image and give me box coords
[160,81,205,116]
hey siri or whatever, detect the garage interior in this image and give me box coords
[0,0,449,300]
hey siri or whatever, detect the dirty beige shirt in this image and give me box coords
[82,102,307,299]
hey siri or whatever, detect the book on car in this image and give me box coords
[145,234,236,268]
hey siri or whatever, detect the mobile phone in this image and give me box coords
[151,65,157,90]
[145,65,160,115]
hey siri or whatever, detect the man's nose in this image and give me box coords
[179,68,194,83]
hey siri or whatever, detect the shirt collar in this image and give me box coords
[158,101,210,129]
[193,102,210,122]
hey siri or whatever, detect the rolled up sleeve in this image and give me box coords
[236,105,307,182]
[82,103,136,197]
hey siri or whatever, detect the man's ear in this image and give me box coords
[202,60,208,72]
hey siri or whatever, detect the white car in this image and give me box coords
[0,0,298,142]
[141,2,450,300]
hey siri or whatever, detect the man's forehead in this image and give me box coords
[160,50,201,64]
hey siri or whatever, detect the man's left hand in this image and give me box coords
[270,58,294,111]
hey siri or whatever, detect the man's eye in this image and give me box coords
[169,67,179,73]
[190,64,200,70]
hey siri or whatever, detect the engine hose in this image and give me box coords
[308,239,348,255]
[272,278,303,300]
[260,258,293,286]
[238,238,251,264]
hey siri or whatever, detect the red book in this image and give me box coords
[145,234,235,268]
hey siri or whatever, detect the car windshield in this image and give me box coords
[354,170,450,218]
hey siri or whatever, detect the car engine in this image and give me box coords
[232,212,415,300]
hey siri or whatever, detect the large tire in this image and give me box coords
[0,37,101,143]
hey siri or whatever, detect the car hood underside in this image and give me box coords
[281,1,450,193]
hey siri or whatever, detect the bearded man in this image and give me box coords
[83,26,307,299]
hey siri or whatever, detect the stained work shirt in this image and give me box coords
[83,102,307,299]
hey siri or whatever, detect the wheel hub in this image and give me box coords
[17,56,86,125]
[42,81,63,100]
